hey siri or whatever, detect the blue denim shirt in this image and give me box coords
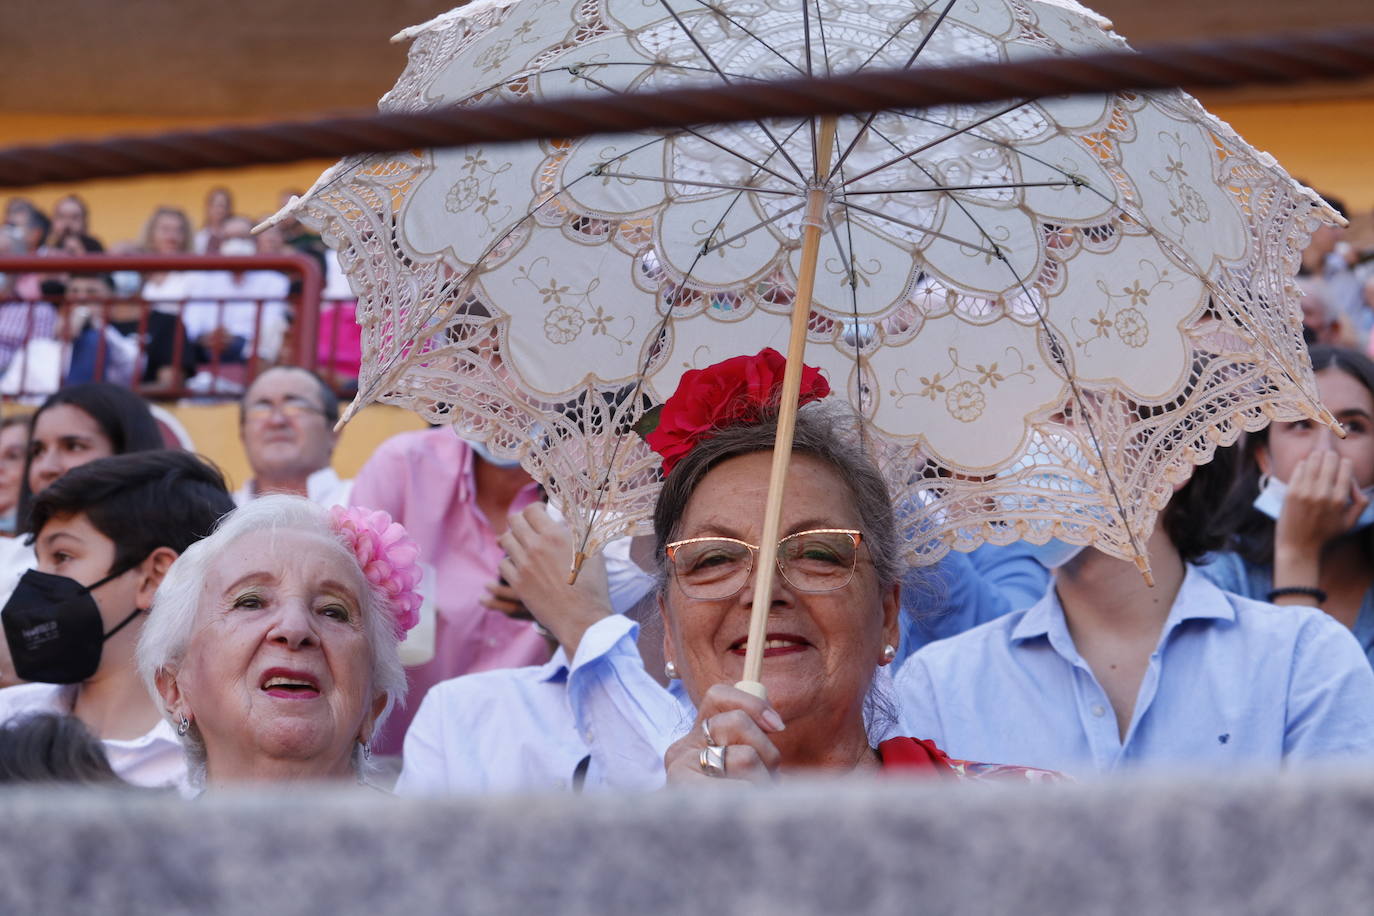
[895,565,1374,776]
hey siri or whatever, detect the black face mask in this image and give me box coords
[2,568,143,684]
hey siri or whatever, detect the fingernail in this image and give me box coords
[762,709,786,732]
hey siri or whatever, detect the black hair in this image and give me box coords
[1159,443,1239,563]
[0,713,125,786]
[1212,344,1374,565]
[238,366,341,427]
[27,450,235,577]
[18,383,166,528]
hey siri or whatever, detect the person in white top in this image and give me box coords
[0,450,236,790]
[397,504,686,795]
[233,366,351,508]
[181,216,290,364]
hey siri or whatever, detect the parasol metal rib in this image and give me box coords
[4,27,1374,188]
[737,114,840,699]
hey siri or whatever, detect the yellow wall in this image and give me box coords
[2,113,336,246]
[4,99,1374,247]
[2,98,1370,480]
[161,402,428,493]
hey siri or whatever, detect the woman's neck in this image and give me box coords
[204,748,358,788]
[773,698,878,775]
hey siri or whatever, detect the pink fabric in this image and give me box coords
[317,301,362,379]
[350,427,549,754]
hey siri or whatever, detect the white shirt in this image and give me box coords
[182,270,290,357]
[0,682,187,790]
[395,614,689,795]
[233,466,354,509]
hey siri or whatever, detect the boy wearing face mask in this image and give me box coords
[893,454,1374,777]
[0,451,235,789]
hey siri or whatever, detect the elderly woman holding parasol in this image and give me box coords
[647,349,1050,782]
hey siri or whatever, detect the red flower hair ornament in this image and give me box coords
[641,347,830,475]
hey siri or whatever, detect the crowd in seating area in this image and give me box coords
[0,189,360,399]
[1,187,1374,798]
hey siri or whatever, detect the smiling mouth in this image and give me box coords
[728,635,811,657]
[261,673,321,699]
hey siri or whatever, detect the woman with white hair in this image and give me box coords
[137,496,418,788]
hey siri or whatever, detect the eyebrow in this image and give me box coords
[39,531,85,549]
[685,517,843,541]
[222,573,278,594]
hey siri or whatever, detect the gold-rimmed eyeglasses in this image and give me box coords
[664,528,863,600]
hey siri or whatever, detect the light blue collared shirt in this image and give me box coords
[396,615,690,795]
[1196,550,1374,670]
[895,566,1374,776]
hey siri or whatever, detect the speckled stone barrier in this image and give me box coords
[1,769,1371,915]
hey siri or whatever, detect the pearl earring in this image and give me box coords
[881,645,896,664]
[664,660,679,680]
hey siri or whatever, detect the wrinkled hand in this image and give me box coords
[664,683,786,786]
[489,504,612,656]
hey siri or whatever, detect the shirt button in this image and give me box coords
[1091,705,1106,717]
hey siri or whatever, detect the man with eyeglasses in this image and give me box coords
[234,366,351,508]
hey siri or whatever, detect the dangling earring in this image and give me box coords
[177,715,191,737]
[361,742,373,762]
[664,660,679,680]
[881,645,896,664]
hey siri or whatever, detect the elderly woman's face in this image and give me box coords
[661,451,899,725]
[173,528,385,779]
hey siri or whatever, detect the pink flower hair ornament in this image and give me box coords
[329,505,423,640]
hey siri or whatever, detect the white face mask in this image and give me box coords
[1019,537,1087,569]
[220,238,257,257]
[468,439,523,470]
[1253,475,1374,531]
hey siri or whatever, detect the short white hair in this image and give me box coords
[136,495,407,784]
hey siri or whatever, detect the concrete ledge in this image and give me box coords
[2,769,1371,915]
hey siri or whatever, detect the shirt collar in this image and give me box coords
[537,647,571,683]
[1011,563,1236,647]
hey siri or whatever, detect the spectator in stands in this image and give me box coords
[138,496,412,789]
[0,713,128,786]
[182,216,290,365]
[0,416,28,536]
[193,187,234,256]
[46,195,96,251]
[0,228,58,377]
[0,383,166,687]
[137,206,195,310]
[1301,194,1371,347]
[0,451,236,790]
[1201,345,1374,668]
[1,273,141,395]
[895,449,1374,777]
[348,428,555,754]
[43,272,196,392]
[275,188,327,276]
[235,366,349,507]
[4,202,50,302]
[397,504,672,794]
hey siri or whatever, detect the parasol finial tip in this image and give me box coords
[566,552,586,586]
[1134,553,1155,587]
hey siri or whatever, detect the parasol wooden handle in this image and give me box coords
[738,116,839,698]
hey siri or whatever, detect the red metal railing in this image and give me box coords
[0,253,325,400]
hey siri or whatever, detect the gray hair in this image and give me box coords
[136,495,407,786]
[652,400,901,589]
